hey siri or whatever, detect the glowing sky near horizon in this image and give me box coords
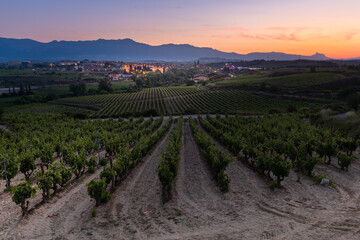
[0,0,359,59]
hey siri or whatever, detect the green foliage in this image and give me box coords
[69,81,86,96]
[302,156,322,176]
[68,149,87,178]
[99,158,108,167]
[98,78,113,93]
[10,181,37,216]
[39,144,54,168]
[199,114,357,187]
[87,179,111,206]
[105,138,121,157]
[46,163,63,193]
[217,72,340,88]
[131,117,171,164]
[337,138,358,156]
[190,117,232,192]
[157,117,183,200]
[2,157,18,187]
[268,153,291,187]
[19,152,36,180]
[87,156,97,173]
[114,147,131,178]
[59,165,73,187]
[317,138,337,165]
[346,93,360,110]
[57,86,312,118]
[337,152,353,171]
[37,173,53,201]
[311,173,333,186]
[100,166,115,185]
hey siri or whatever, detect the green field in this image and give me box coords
[0,81,136,108]
[217,72,340,88]
[57,86,313,117]
[2,102,91,115]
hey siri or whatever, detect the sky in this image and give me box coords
[0,0,359,59]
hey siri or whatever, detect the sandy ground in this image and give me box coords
[1,120,360,239]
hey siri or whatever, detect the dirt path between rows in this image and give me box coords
[196,119,360,239]
[2,120,360,239]
[1,151,108,240]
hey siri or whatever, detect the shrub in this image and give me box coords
[87,179,111,206]
[9,181,37,216]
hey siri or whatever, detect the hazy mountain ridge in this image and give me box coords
[0,37,334,62]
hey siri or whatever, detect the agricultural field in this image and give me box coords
[30,81,135,99]
[217,72,341,88]
[57,86,313,117]
[2,102,91,115]
[0,113,359,239]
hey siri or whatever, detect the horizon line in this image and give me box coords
[0,36,340,59]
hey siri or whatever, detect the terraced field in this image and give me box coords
[57,86,311,117]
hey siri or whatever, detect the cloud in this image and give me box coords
[208,26,300,41]
[344,31,359,40]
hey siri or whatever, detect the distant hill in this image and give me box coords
[0,37,332,62]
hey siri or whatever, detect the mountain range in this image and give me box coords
[0,37,335,62]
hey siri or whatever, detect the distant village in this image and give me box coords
[1,60,261,83]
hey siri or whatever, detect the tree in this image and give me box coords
[346,93,360,110]
[19,82,25,95]
[0,107,3,121]
[19,152,36,180]
[10,181,37,216]
[135,78,144,88]
[69,81,86,96]
[98,78,113,93]
[87,179,111,207]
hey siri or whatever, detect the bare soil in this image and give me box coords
[1,121,360,239]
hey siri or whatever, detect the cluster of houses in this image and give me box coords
[3,60,175,81]
[2,60,233,82]
[222,63,262,71]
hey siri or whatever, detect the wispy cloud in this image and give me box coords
[207,26,301,41]
[205,26,360,42]
[344,30,359,40]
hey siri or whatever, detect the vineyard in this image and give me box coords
[216,72,341,88]
[0,112,359,239]
[57,86,312,117]
[199,114,358,186]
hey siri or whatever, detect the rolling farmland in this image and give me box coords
[57,86,311,117]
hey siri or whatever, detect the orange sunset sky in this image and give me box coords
[0,0,359,59]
